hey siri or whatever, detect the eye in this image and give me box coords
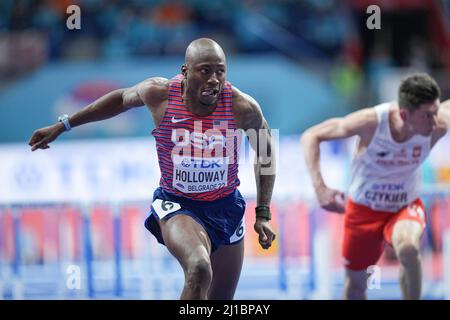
[200,68,209,74]
[217,69,225,75]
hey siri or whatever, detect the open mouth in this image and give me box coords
[201,88,219,97]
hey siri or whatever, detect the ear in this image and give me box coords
[399,108,409,121]
[181,64,187,76]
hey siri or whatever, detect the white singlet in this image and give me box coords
[348,102,431,212]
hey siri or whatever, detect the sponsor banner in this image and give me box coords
[3,135,448,204]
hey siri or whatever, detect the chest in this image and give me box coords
[367,137,429,169]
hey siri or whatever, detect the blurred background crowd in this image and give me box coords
[1,0,449,110]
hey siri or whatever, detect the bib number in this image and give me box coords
[151,199,181,219]
[229,218,245,243]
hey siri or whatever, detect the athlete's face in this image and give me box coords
[182,52,226,106]
[402,99,439,136]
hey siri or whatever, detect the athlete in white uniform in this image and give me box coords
[301,73,450,299]
[348,102,430,212]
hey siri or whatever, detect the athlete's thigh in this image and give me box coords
[343,220,384,270]
[384,200,426,248]
[208,240,244,300]
[159,214,212,267]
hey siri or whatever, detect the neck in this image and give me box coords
[391,108,413,142]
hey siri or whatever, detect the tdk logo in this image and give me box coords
[189,158,222,169]
[372,183,404,191]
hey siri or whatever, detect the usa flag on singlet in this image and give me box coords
[152,74,241,201]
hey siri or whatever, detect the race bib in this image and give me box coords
[172,156,228,193]
[229,218,245,243]
[151,199,181,219]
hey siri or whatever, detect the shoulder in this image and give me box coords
[231,86,264,130]
[437,99,450,128]
[232,86,260,113]
[431,121,448,147]
[432,99,450,144]
[341,107,378,134]
[137,77,169,106]
[349,107,378,124]
[434,120,448,135]
[325,107,378,140]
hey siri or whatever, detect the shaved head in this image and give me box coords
[181,38,227,110]
[185,38,226,67]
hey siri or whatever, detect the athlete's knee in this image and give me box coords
[396,242,420,266]
[185,256,212,288]
[344,270,368,298]
[345,279,367,300]
[345,280,367,300]
[346,276,366,292]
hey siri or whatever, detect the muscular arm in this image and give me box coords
[300,108,376,212]
[63,77,168,129]
[253,117,276,208]
[233,87,276,249]
[29,77,168,151]
[233,88,276,208]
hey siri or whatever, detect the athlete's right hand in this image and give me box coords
[28,123,64,151]
[316,185,346,213]
[254,218,276,250]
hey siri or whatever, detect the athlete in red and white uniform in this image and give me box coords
[302,73,450,299]
[349,101,430,212]
[153,73,240,200]
[28,38,277,300]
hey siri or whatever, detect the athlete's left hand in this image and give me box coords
[254,217,276,250]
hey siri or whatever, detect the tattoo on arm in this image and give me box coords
[241,96,276,208]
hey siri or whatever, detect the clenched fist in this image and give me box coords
[28,123,64,151]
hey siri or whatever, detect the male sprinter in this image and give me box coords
[28,38,277,300]
[301,73,449,299]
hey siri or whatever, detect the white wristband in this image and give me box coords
[58,114,71,131]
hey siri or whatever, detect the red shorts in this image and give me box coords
[342,198,426,271]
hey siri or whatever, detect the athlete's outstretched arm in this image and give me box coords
[300,108,376,213]
[28,77,168,151]
[233,88,277,250]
